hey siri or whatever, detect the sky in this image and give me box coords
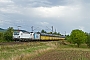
[0,0,90,35]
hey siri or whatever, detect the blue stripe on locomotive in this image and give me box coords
[34,33,40,40]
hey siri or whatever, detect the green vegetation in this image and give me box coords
[0,27,13,42]
[67,29,87,47]
[41,29,47,33]
[1,41,90,60]
[0,41,57,60]
[86,33,90,47]
[0,32,4,42]
[66,29,90,48]
[4,27,13,42]
[41,29,61,35]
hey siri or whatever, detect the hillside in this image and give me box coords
[0,28,6,32]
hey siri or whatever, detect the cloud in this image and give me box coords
[40,22,49,26]
[0,20,4,25]
[0,0,13,3]
[33,6,80,18]
[0,7,21,14]
[12,0,51,7]
[0,0,90,34]
[0,0,21,14]
[0,0,82,18]
[22,5,81,26]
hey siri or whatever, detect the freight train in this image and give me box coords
[13,30,65,41]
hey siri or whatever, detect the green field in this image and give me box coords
[0,41,57,60]
[0,41,90,60]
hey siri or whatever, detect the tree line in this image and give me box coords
[41,29,61,35]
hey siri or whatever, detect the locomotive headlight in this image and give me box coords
[18,36,20,38]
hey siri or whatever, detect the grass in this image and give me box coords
[0,41,90,60]
[0,41,57,60]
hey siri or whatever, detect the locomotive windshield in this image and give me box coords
[13,31,19,35]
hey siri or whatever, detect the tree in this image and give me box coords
[53,32,57,35]
[53,32,61,36]
[0,32,4,42]
[66,35,72,43]
[4,27,13,41]
[47,32,52,34]
[41,29,47,33]
[86,33,90,47]
[70,29,87,47]
[57,32,61,35]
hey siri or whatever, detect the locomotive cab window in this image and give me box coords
[14,32,19,35]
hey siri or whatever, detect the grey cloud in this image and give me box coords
[1,0,90,34]
[12,0,51,7]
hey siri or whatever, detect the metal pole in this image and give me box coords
[31,26,33,32]
[52,26,53,34]
[65,31,66,36]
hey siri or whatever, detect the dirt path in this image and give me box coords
[30,49,90,60]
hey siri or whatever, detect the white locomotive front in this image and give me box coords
[13,30,34,41]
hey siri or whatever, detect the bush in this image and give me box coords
[0,32,4,42]
[0,27,13,42]
[86,33,90,47]
[4,27,13,42]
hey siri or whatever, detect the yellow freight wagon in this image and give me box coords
[45,36,50,40]
[41,35,50,40]
[40,36,46,40]
[40,33,65,41]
